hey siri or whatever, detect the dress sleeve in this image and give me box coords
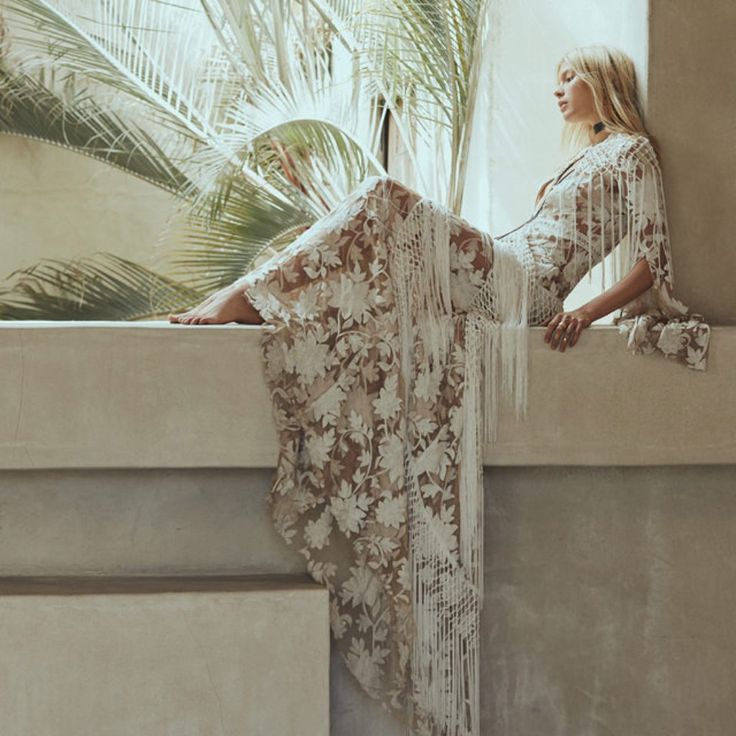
[611,138,711,371]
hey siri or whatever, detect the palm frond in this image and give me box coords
[163,161,317,292]
[0,62,195,195]
[176,0,389,217]
[308,0,491,209]
[0,253,205,320]
[165,106,386,293]
[3,0,293,204]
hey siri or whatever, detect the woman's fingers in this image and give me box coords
[549,316,570,350]
[559,319,578,352]
[543,313,563,343]
[544,312,583,351]
[544,311,591,351]
[570,321,584,347]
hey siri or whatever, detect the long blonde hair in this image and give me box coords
[556,45,654,155]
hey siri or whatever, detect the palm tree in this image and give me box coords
[0,0,490,320]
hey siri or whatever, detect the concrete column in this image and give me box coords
[647,0,736,323]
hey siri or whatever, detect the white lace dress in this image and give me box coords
[236,134,710,736]
[500,132,711,370]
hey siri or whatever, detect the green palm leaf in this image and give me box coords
[166,112,387,292]
[0,62,195,195]
[163,167,316,292]
[3,0,293,205]
[0,253,205,321]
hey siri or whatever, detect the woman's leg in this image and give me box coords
[168,175,497,730]
[168,175,494,325]
[168,176,412,325]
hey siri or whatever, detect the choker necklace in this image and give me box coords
[593,121,605,134]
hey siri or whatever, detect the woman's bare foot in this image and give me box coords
[168,285,264,325]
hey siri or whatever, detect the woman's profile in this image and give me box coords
[169,44,709,736]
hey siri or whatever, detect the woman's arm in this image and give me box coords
[544,258,654,351]
[579,257,654,322]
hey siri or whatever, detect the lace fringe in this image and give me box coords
[391,198,478,735]
[390,197,537,735]
[570,140,676,303]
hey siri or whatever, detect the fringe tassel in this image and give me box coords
[468,234,533,447]
[391,195,547,735]
[561,142,676,303]
[391,198,482,736]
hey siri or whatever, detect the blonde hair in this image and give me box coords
[555,45,655,155]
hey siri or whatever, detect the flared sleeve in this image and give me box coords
[611,137,711,370]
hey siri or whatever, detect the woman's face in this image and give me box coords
[554,64,596,123]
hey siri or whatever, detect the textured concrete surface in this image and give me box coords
[0,468,298,576]
[648,0,736,324]
[0,322,733,469]
[0,137,176,280]
[481,465,736,735]
[2,464,736,735]
[0,577,329,736]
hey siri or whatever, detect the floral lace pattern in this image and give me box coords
[240,176,497,735]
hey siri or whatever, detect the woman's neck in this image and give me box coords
[590,122,611,145]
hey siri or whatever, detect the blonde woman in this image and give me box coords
[169,45,709,736]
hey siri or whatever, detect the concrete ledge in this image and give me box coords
[0,573,321,594]
[0,321,733,467]
[0,574,329,736]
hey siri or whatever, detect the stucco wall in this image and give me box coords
[1,322,732,468]
[2,464,735,735]
[647,0,736,323]
[0,136,176,281]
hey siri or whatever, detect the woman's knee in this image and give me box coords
[362,174,394,197]
[363,174,422,217]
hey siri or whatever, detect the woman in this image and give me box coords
[169,45,709,736]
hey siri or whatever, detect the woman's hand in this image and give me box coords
[543,307,593,351]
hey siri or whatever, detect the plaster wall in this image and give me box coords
[647,0,736,323]
[1,322,732,469]
[0,577,330,736]
[1,464,735,735]
[0,137,176,281]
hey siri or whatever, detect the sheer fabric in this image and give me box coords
[237,135,710,735]
[238,176,517,735]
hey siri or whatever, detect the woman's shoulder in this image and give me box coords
[612,132,659,164]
